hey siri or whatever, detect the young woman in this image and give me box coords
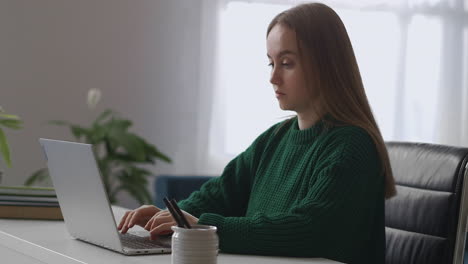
[118,3,396,263]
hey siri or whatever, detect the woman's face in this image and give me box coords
[267,24,316,114]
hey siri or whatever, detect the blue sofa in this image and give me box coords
[154,175,213,209]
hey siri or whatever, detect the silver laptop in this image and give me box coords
[39,138,172,255]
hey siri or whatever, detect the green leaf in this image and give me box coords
[0,119,23,130]
[94,109,114,125]
[130,167,152,177]
[109,132,146,161]
[114,169,153,204]
[97,157,113,192]
[121,180,152,204]
[151,149,172,163]
[0,128,12,167]
[108,118,132,133]
[108,153,136,162]
[24,168,50,186]
[126,168,148,185]
[70,125,91,140]
[89,124,107,144]
[0,113,19,119]
[143,142,172,163]
[48,120,70,126]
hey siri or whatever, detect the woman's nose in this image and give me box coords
[270,69,281,85]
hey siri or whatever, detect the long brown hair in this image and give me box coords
[267,2,396,199]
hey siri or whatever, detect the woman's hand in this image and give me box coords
[145,209,199,240]
[117,205,161,234]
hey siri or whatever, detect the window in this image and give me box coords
[208,0,467,167]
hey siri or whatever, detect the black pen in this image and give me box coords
[170,198,192,229]
[163,197,184,228]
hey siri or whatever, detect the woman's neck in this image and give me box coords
[296,112,322,130]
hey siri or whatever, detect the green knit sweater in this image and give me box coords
[178,117,385,264]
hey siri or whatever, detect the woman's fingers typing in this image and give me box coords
[117,211,131,230]
[149,221,177,240]
[118,206,198,238]
[144,210,172,231]
[117,205,161,234]
[119,211,135,234]
[147,210,200,240]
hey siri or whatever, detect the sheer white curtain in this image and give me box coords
[195,0,468,174]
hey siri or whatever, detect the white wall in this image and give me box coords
[0,0,208,208]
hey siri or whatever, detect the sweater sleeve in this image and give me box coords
[197,129,383,258]
[178,123,280,218]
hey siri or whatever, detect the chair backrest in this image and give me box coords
[385,142,468,264]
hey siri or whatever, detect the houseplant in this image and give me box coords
[0,106,23,168]
[26,89,171,204]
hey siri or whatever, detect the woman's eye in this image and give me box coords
[268,60,294,68]
[281,60,293,66]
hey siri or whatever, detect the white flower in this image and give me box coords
[87,88,102,109]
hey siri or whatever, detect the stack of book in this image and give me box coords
[0,185,63,220]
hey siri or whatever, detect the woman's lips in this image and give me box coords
[275,91,285,97]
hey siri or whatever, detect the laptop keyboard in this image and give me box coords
[120,233,171,249]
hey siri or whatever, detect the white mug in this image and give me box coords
[171,225,218,264]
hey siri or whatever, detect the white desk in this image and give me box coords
[0,206,341,264]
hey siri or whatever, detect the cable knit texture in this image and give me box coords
[178,117,385,264]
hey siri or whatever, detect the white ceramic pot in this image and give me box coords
[171,225,218,264]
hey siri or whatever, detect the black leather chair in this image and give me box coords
[385,142,468,264]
